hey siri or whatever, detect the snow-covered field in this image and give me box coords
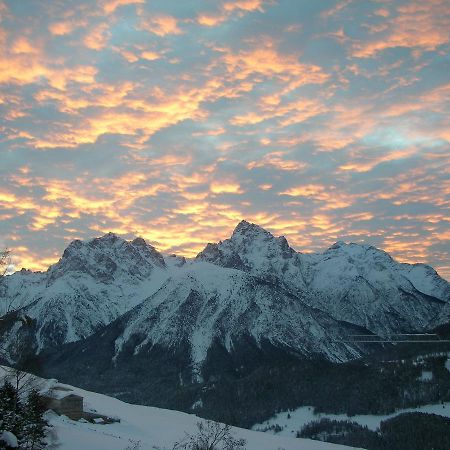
[253,401,450,437]
[46,389,357,450]
[0,367,356,450]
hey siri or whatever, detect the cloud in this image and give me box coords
[351,0,450,57]
[210,180,243,194]
[197,0,264,26]
[247,152,308,172]
[0,33,97,89]
[83,23,110,50]
[101,0,145,14]
[280,184,354,209]
[217,39,329,90]
[48,19,87,36]
[140,14,182,36]
[0,0,448,280]
[338,147,417,173]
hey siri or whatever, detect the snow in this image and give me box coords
[400,264,450,301]
[46,384,357,450]
[112,259,367,370]
[253,400,450,436]
[0,431,18,448]
[2,225,449,366]
[0,365,355,449]
[445,358,450,373]
[1,234,174,359]
[418,370,433,381]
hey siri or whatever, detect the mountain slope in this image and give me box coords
[113,261,373,371]
[0,233,171,360]
[38,261,375,407]
[197,221,449,336]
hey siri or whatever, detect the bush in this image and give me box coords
[173,420,246,450]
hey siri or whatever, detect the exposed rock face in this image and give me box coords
[197,221,449,336]
[0,234,170,358]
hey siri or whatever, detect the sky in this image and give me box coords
[0,0,449,280]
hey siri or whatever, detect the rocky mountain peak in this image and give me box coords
[231,220,272,242]
[196,221,299,281]
[132,237,147,247]
[47,233,166,283]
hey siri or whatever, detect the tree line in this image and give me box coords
[297,412,450,450]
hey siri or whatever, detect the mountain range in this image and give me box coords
[1,220,449,424]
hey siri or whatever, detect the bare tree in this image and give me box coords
[0,248,13,316]
[173,421,246,450]
[0,248,33,320]
[0,248,9,276]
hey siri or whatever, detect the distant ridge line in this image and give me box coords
[340,333,450,343]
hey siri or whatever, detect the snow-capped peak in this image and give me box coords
[0,233,171,356]
[197,220,296,273]
[231,220,273,241]
[48,233,166,283]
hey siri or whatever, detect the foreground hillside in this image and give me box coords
[0,367,356,450]
[48,386,357,450]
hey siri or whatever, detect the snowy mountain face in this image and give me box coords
[304,242,448,335]
[1,221,449,370]
[0,233,172,360]
[112,262,372,376]
[197,221,309,292]
[197,221,449,336]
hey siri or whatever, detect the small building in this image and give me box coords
[41,386,120,424]
[42,387,83,420]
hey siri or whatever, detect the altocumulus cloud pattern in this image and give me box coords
[0,0,449,279]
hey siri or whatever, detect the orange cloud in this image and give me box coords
[352,0,450,57]
[10,246,61,272]
[219,41,329,91]
[0,35,97,90]
[247,152,308,172]
[197,0,264,26]
[83,23,110,50]
[48,21,75,36]
[280,184,354,209]
[197,13,227,27]
[140,50,161,61]
[321,0,353,19]
[11,37,38,54]
[230,97,326,127]
[223,0,264,13]
[339,147,417,173]
[48,18,88,36]
[374,8,390,18]
[102,0,145,14]
[140,14,182,36]
[210,181,243,194]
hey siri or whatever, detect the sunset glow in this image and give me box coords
[0,0,449,279]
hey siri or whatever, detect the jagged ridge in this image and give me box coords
[1,221,449,368]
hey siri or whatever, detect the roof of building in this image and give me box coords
[43,387,83,401]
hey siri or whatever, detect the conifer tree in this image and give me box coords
[21,389,48,450]
[0,381,24,444]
